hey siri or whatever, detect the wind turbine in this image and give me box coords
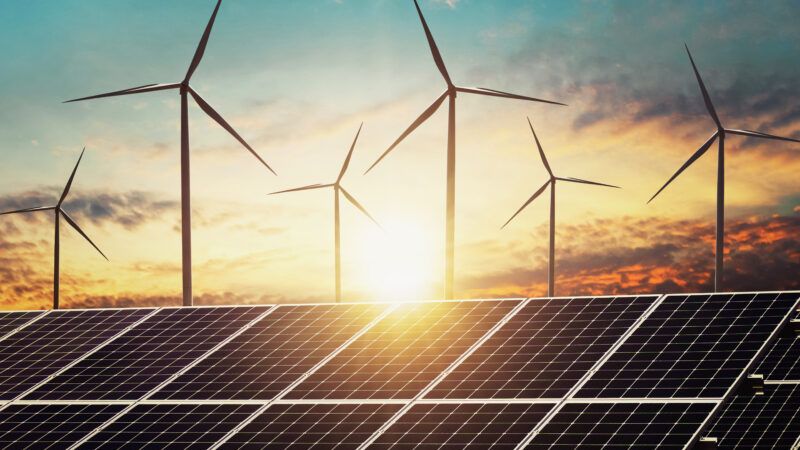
[364,0,565,300]
[502,118,619,297]
[64,0,274,306]
[0,149,107,310]
[270,124,379,302]
[648,44,800,292]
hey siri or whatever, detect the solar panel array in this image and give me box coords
[0,292,795,449]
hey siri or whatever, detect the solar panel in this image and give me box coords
[152,303,386,401]
[370,402,554,449]
[0,308,152,400]
[0,311,43,337]
[284,300,521,400]
[525,401,715,449]
[0,403,125,448]
[80,403,261,449]
[576,293,799,399]
[24,306,269,401]
[426,296,657,400]
[218,402,403,449]
[705,383,800,449]
[750,313,799,381]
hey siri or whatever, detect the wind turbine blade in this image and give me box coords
[458,86,566,106]
[184,0,222,83]
[60,211,108,261]
[58,148,85,206]
[648,131,718,204]
[338,123,363,183]
[189,88,277,175]
[725,128,800,143]
[63,83,180,103]
[557,177,620,189]
[685,44,722,128]
[527,117,553,176]
[340,187,381,228]
[269,183,334,195]
[364,91,448,174]
[0,206,54,216]
[501,180,551,229]
[412,0,452,86]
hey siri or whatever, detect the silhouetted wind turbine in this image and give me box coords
[364,0,565,300]
[64,0,273,307]
[270,124,379,302]
[648,44,800,292]
[0,149,107,310]
[502,119,619,297]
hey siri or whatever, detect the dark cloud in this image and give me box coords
[461,212,800,297]
[0,189,177,230]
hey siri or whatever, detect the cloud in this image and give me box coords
[0,189,178,230]
[461,211,800,298]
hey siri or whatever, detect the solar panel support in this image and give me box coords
[696,436,718,450]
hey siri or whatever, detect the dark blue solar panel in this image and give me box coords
[0,311,42,337]
[750,312,800,381]
[0,308,152,400]
[577,293,799,398]
[220,403,402,449]
[0,403,125,449]
[24,306,269,401]
[152,303,386,400]
[80,403,260,449]
[526,402,714,449]
[371,402,553,449]
[285,300,521,400]
[427,296,657,399]
[706,383,800,449]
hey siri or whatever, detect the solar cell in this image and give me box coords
[0,308,152,400]
[284,300,521,400]
[369,402,553,449]
[79,403,261,450]
[705,383,800,449]
[24,306,269,401]
[576,293,799,398]
[750,312,800,381]
[0,311,43,338]
[426,296,657,399]
[219,402,403,449]
[0,403,125,449]
[152,303,386,400]
[525,401,714,449]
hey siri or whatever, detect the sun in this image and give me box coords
[356,219,438,303]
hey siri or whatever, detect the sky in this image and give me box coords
[1,0,799,310]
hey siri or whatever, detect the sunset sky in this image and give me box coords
[1,0,799,310]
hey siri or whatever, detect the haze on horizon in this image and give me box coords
[1,0,799,310]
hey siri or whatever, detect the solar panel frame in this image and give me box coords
[425,295,659,400]
[750,311,800,381]
[24,305,271,401]
[152,303,389,401]
[0,308,158,402]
